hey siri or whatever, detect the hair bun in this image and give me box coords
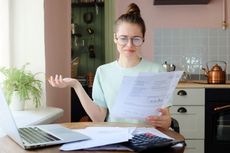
[126,3,141,17]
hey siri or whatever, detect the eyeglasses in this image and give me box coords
[115,35,144,47]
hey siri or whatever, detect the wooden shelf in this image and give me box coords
[154,0,209,5]
[72,2,104,7]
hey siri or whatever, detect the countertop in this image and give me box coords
[177,80,230,88]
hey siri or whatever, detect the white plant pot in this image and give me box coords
[10,91,25,111]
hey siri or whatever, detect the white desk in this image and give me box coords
[0,107,63,137]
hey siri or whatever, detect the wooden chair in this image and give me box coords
[171,118,180,133]
[79,115,91,122]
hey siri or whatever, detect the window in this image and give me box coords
[0,0,10,68]
[0,0,46,107]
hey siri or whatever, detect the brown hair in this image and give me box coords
[115,3,146,38]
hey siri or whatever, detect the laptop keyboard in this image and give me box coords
[19,127,60,144]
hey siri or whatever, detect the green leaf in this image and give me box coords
[0,64,42,108]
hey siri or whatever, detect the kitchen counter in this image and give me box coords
[177,80,230,88]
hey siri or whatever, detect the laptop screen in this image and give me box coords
[0,88,25,147]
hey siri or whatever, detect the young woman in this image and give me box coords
[48,3,171,130]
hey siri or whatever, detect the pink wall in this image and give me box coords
[115,0,230,60]
[44,0,71,122]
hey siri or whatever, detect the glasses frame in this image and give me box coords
[115,34,144,47]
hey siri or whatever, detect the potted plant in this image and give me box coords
[0,63,42,110]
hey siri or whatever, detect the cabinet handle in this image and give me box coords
[177,90,187,96]
[214,105,230,112]
[177,107,187,113]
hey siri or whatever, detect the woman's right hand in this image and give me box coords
[48,75,80,89]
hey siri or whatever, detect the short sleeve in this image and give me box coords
[92,67,107,108]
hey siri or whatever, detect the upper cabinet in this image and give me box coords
[154,0,210,5]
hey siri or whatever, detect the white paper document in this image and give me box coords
[111,71,183,120]
[59,127,135,151]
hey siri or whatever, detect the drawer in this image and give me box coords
[184,139,204,153]
[173,89,204,105]
[170,106,204,139]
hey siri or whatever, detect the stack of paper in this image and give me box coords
[60,127,135,151]
[59,126,177,151]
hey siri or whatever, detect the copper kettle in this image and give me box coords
[202,61,227,84]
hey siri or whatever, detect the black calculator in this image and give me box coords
[123,133,185,152]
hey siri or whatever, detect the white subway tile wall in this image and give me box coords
[153,28,230,80]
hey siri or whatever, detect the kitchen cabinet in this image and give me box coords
[170,88,205,153]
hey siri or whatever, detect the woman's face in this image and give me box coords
[114,22,144,59]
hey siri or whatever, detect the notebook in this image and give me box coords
[0,88,90,149]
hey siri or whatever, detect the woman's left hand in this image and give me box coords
[145,108,171,130]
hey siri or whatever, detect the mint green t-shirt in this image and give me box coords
[92,58,169,123]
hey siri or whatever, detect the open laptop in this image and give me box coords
[0,88,90,149]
